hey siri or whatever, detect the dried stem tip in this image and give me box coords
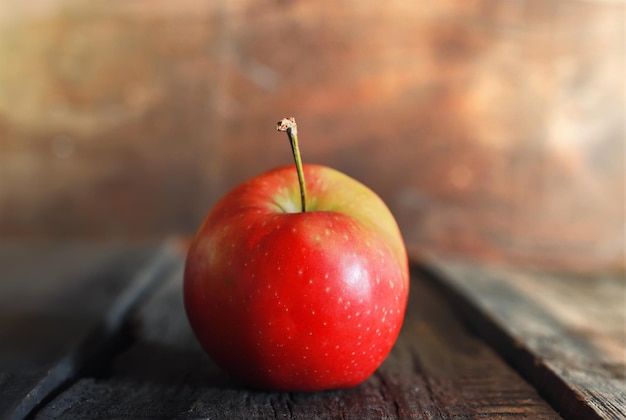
[276,117,297,136]
[276,116,306,212]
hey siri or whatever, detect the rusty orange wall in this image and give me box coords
[0,0,623,272]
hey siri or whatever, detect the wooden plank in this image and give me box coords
[0,241,153,417]
[0,241,182,419]
[423,256,626,420]
[37,266,560,418]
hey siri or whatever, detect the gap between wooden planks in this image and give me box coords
[3,241,182,420]
[421,254,626,420]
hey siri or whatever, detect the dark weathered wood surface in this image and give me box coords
[13,242,626,418]
[0,241,182,419]
[424,256,626,420]
[33,256,559,418]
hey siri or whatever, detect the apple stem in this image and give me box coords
[277,117,307,213]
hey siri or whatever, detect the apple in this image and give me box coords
[184,117,409,391]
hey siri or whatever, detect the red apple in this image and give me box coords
[184,118,409,391]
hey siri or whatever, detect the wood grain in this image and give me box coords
[36,265,560,419]
[0,242,182,419]
[424,256,626,419]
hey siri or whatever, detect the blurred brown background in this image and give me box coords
[0,0,623,273]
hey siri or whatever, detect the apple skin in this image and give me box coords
[184,164,409,391]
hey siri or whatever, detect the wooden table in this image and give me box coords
[1,241,623,419]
